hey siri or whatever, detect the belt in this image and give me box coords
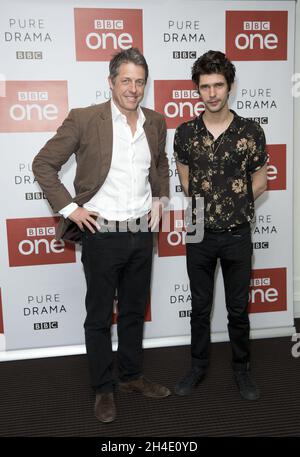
[205,222,250,234]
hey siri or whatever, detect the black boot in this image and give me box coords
[175,367,206,396]
[234,370,260,401]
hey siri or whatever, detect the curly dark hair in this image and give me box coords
[191,50,236,90]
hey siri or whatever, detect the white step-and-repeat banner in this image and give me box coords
[0,0,296,360]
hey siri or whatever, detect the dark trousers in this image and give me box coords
[186,224,252,371]
[81,230,153,393]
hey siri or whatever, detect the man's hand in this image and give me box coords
[148,200,163,232]
[68,207,100,233]
[252,163,268,200]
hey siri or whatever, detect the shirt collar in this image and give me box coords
[110,99,145,125]
[197,109,240,133]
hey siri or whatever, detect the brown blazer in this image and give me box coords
[32,101,169,242]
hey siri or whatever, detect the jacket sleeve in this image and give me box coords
[156,115,169,199]
[32,109,80,213]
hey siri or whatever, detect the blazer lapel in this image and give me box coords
[142,111,158,164]
[96,101,113,184]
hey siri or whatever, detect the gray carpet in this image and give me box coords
[0,320,299,437]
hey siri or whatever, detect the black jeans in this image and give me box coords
[186,224,252,371]
[81,230,153,393]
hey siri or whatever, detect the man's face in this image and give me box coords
[108,62,146,115]
[198,73,229,114]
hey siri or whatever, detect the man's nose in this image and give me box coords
[209,86,216,98]
[128,82,137,92]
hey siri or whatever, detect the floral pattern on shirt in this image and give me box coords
[174,110,268,229]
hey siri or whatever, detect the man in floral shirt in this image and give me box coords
[174,50,268,400]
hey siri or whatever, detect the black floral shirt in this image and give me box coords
[174,110,268,230]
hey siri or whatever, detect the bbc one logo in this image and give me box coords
[248,268,287,313]
[266,144,286,191]
[158,210,186,257]
[154,80,204,129]
[226,11,288,61]
[0,81,68,133]
[74,8,143,61]
[6,217,76,267]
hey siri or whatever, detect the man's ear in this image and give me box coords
[108,76,113,90]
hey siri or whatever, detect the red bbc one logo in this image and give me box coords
[266,144,286,191]
[0,81,68,133]
[158,210,186,257]
[154,80,205,129]
[112,293,151,324]
[226,11,288,61]
[248,268,287,313]
[74,8,143,61]
[6,217,76,267]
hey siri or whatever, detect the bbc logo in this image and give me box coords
[25,192,46,200]
[250,277,271,287]
[94,19,123,29]
[18,91,48,101]
[179,310,191,318]
[34,321,58,330]
[253,242,269,249]
[172,89,199,99]
[173,51,197,59]
[26,226,56,237]
[247,117,268,125]
[16,51,43,60]
[243,21,270,31]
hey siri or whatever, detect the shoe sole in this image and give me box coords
[95,415,116,423]
[239,392,260,401]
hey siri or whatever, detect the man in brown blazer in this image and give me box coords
[33,48,170,423]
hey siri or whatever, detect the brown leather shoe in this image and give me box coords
[119,376,171,398]
[94,392,116,423]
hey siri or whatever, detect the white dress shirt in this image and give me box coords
[59,100,152,221]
